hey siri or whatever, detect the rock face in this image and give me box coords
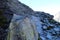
[0,0,34,40]
[7,14,38,40]
[0,0,60,40]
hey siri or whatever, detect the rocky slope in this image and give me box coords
[0,0,60,40]
[33,12,60,40]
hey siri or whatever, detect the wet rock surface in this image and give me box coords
[0,0,60,40]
